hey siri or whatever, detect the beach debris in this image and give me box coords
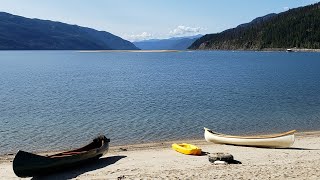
[209,153,234,162]
[117,175,126,179]
[213,160,228,165]
[208,152,242,164]
[119,148,127,151]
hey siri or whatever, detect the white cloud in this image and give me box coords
[169,25,204,36]
[283,7,289,11]
[123,32,153,41]
[122,26,206,41]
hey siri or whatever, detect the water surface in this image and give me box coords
[1,51,320,154]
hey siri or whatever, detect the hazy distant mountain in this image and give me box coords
[133,34,202,50]
[0,12,139,50]
[189,2,320,50]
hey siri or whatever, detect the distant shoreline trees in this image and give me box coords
[189,2,320,50]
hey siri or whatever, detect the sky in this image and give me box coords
[0,0,319,41]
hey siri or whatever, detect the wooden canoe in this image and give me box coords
[204,127,295,148]
[13,135,110,177]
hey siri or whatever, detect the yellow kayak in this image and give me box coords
[172,143,202,155]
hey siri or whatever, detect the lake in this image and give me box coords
[1,50,320,155]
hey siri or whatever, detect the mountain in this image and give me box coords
[133,35,202,50]
[189,3,320,50]
[236,13,277,28]
[0,12,139,50]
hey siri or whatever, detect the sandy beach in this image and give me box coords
[1,131,320,179]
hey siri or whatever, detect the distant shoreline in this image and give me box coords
[0,48,319,52]
[262,48,320,52]
[77,48,320,53]
[78,50,181,53]
[191,48,320,52]
[79,48,319,53]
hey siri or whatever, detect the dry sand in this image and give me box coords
[1,131,320,179]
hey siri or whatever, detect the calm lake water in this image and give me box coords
[1,51,320,154]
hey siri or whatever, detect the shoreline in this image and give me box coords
[261,48,320,52]
[1,48,319,53]
[78,48,320,53]
[1,130,320,179]
[1,130,320,161]
[78,50,181,53]
[192,48,320,52]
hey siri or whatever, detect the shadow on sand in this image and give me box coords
[200,151,210,156]
[31,155,126,180]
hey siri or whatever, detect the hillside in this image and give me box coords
[134,35,202,50]
[0,12,139,50]
[189,3,320,50]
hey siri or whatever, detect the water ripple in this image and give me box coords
[1,51,320,154]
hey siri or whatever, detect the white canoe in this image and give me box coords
[204,127,296,148]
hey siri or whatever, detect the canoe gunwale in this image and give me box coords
[204,127,296,139]
[48,136,109,158]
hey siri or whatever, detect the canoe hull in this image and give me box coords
[204,128,295,148]
[13,136,109,177]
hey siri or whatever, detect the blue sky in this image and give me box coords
[1,0,319,41]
